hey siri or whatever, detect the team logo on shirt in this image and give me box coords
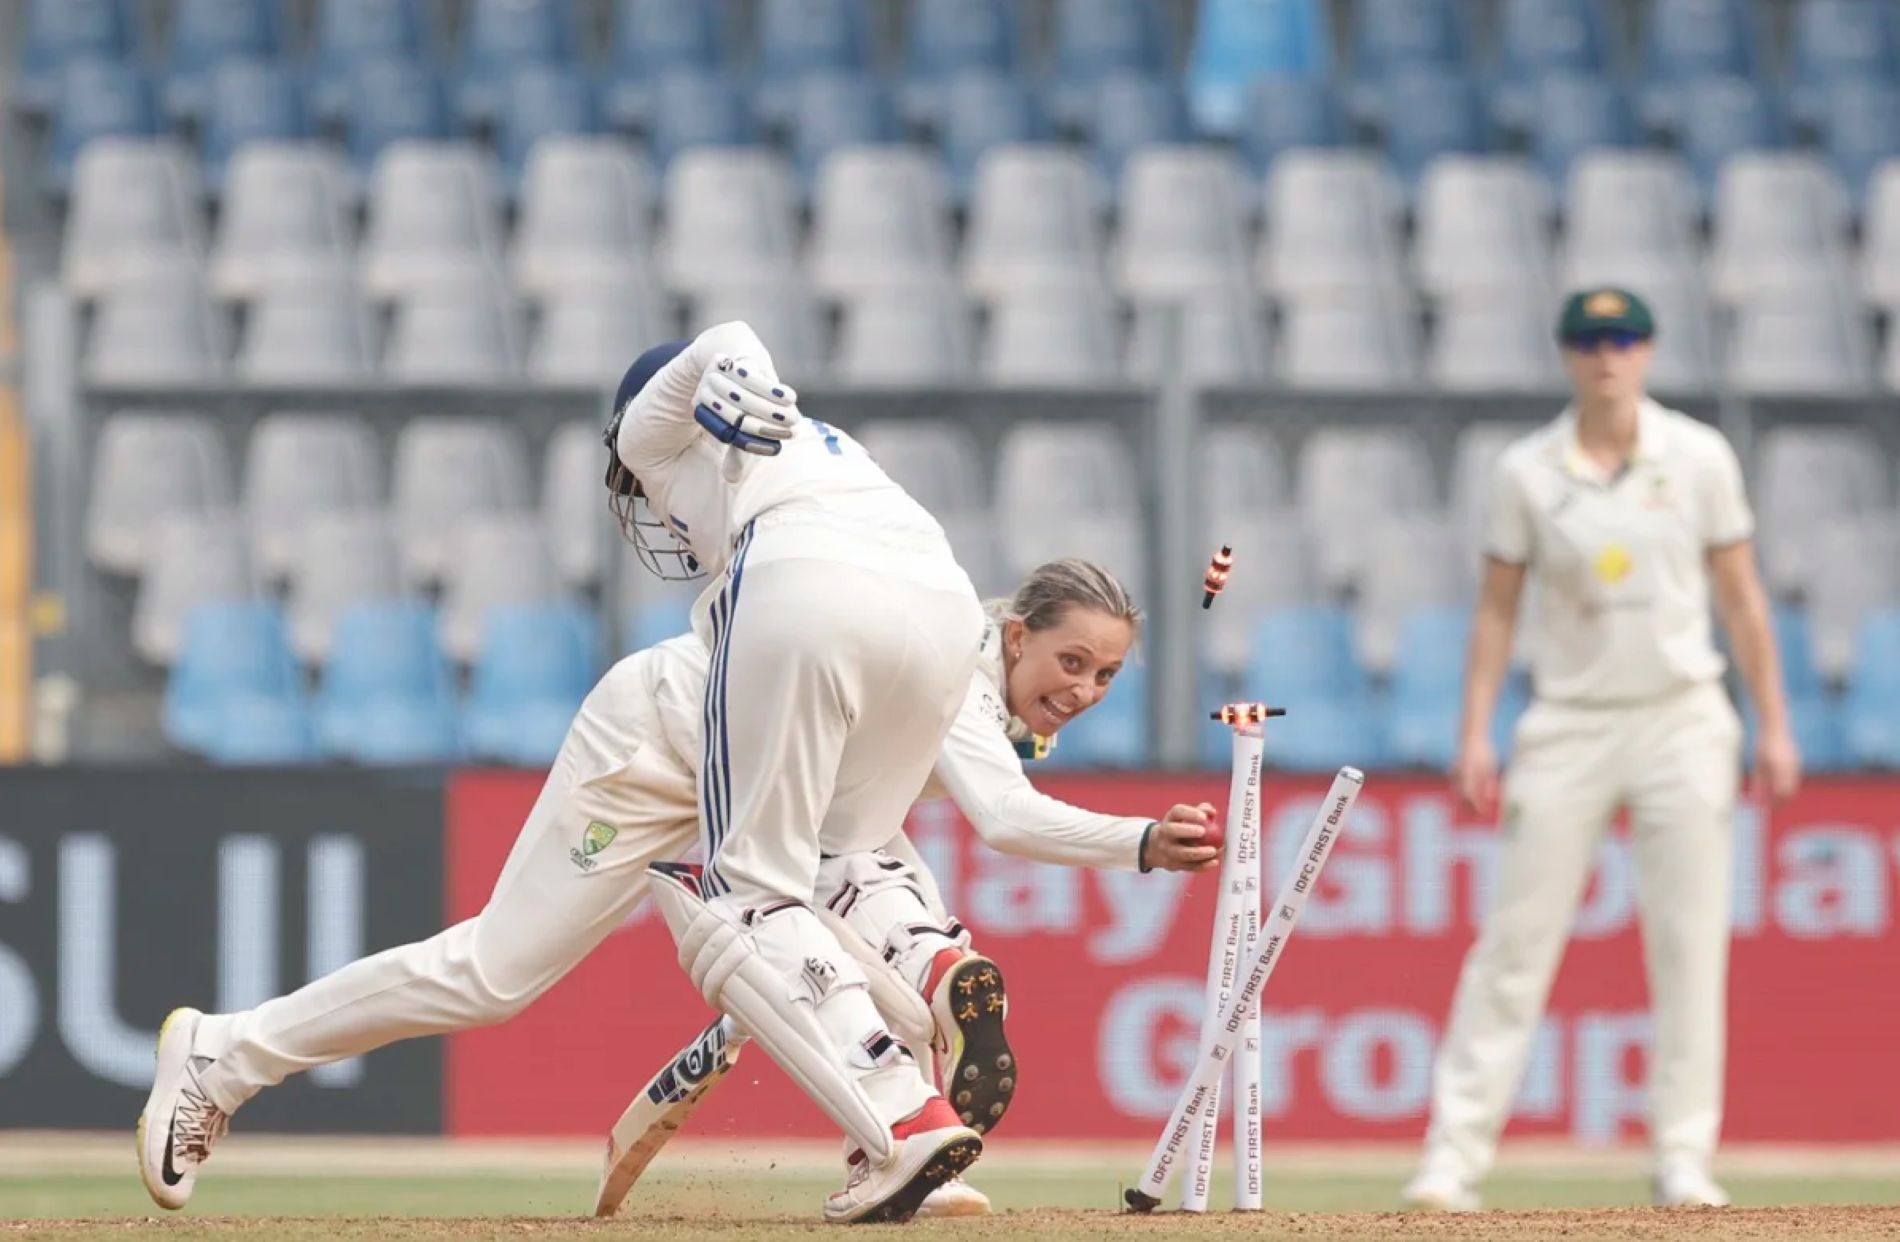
[1593,544,1633,583]
[570,821,619,871]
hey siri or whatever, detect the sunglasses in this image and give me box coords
[1562,329,1647,352]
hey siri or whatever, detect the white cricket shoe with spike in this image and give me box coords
[917,1176,992,1217]
[136,1008,230,1211]
[1655,1163,1731,1207]
[823,1098,982,1225]
[1400,1165,1481,1213]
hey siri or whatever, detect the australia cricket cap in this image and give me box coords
[1557,287,1655,342]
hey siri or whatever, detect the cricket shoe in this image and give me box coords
[823,1098,982,1224]
[1400,1166,1481,1213]
[916,1176,992,1218]
[1654,1163,1730,1208]
[926,952,1015,1136]
[137,1008,230,1211]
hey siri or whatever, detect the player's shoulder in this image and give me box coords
[1494,418,1567,481]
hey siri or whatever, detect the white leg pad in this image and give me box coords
[814,854,945,1057]
[649,866,895,1165]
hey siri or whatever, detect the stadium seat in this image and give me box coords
[1526,73,1638,191]
[1083,73,1189,190]
[199,57,305,196]
[1238,73,1346,178]
[384,275,522,381]
[786,73,899,193]
[161,0,287,127]
[1843,610,1900,766]
[903,0,1022,129]
[85,414,235,575]
[61,138,207,299]
[937,71,1044,206]
[1492,0,1616,132]
[1807,516,1900,681]
[162,601,309,760]
[1450,420,1535,556]
[497,66,597,200]
[541,422,614,590]
[527,284,671,385]
[1358,516,1469,672]
[1863,162,1900,310]
[1296,426,1436,593]
[1429,297,1564,392]
[1709,154,1851,304]
[1246,605,1367,698]
[1640,0,1764,134]
[1561,151,1703,286]
[1381,68,1492,194]
[310,0,437,126]
[511,137,654,300]
[621,571,697,654]
[1113,146,1252,300]
[17,0,136,118]
[644,70,754,173]
[209,144,357,300]
[1815,79,1900,212]
[1186,0,1332,136]
[1414,156,1554,300]
[86,277,227,384]
[1258,150,1408,300]
[438,514,565,663]
[995,425,1143,589]
[1788,0,1900,127]
[660,147,801,293]
[1745,693,1846,773]
[1726,287,1876,395]
[962,145,1106,296]
[687,281,828,378]
[359,141,506,299]
[244,412,382,583]
[341,57,452,180]
[808,146,953,299]
[1773,602,1828,701]
[391,418,533,586]
[1349,0,1470,122]
[982,286,1121,385]
[1039,660,1148,768]
[1755,426,1892,599]
[287,509,405,664]
[753,0,873,134]
[1125,288,1274,387]
[48,58,159,196]
[454,0,581,131]
[465,605,598,766]
[237,279,378,383]
[834,284,976,383]
[1384,606,1470,768]
[1280,297,1422,391]
[1678,75,1786,204]
[602,0,728,130]
[1199,514,1312,675]
[1047,0,1169,130]
[315,602,462,763]
[133,511,258,665]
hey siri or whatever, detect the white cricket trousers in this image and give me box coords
[1423,679,1742,1181]
[190,652,701,1115]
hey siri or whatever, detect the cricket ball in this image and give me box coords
[1199,819,1225,851]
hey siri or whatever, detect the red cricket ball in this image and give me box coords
[1199,818,1225,851]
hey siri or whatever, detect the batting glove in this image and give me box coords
[693,355,799,456]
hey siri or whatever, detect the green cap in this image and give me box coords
[1557,287,1655,341]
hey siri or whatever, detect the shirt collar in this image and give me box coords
[1553,398,1663,483]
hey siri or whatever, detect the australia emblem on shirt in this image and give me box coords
[1593,544,1633,584]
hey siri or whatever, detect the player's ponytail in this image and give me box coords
[988,559,1144,638]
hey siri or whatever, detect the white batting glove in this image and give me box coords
[692,355,800,456]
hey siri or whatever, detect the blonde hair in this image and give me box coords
[987,558,1143,638]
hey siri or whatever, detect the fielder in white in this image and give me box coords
[137,326,1216,1221]
[1403,288,1801,1213]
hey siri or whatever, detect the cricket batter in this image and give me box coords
[1402,289,1802,1212]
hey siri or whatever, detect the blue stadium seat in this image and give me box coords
[310,0,438,127]
[498,65,597,198]
[1084,73,1188,189]
[456,0,582,130]
[937,70,1043,205]
[787,72,896,191]
[342,57,451,176]
[1790,0,1900,125]
[1678,74,1784,202]
[163,601,304,756]
[1744,694,1846,771]
[1239,72,1345,175]
[645,70,753,171]
[1187,0,1332,136]
[1381,68,1492,193]
[48,57,158,195]
[201,58,306,196]
[162,0,287,127]
[1816,78,1900,212]
[626,595,694,653]
[1382,607,1463,768]
[1040,661,1149,768]
[464,604,598,766]
[1843,610,1900,767]
[1641,0,1765,133]
[1774,603,1824,701]
[1495,0,1615,109]
[1527,72,1637,188]
[316,603,462,763]
[205,691,319,764]
[1265,692,1386,772]
[607,0,727,118]
[1047,0,1169,130]
[1350,0,1469,121]
[1198,661,1242,766]
[902,0,1023,131]
[754,0,873,133]
[18,0,136,118]
[1245,606,1367,698]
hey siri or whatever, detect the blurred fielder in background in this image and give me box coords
[1404,288,1802,1213]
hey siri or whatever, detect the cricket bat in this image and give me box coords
[593,1015,750,1217]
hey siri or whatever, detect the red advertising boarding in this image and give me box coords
[444,772,1900,1143]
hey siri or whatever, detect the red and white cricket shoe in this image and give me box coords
[822,1098,982,1224]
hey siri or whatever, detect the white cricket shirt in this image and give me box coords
[1486,398,1755,705]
